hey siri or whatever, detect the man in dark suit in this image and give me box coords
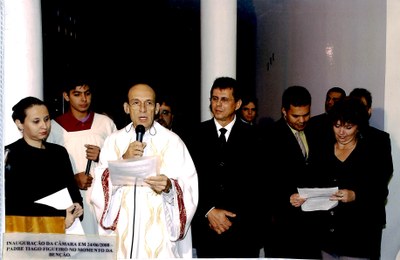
[308,86,346,146]
[263,85,321,259]
[189,77,263,258]
[349,88,393,259]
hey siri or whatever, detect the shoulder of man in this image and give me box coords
[365,125,390,140]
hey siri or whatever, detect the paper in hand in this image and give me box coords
[107,156,159,186]
[297,187,339,211]
[35,187,73,210]
[34,188,84,234]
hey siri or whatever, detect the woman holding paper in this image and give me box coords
[310,97,393,260]
[4,97,83,231]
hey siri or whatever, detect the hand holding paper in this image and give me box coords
[34,188,84,234]
[297,187,339,211]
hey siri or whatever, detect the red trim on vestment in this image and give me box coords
[172,179,187,239]
[99,168,120,231]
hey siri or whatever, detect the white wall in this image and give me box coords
[254,0,386,128]
[254,0,400,259]
[383,0,400,258]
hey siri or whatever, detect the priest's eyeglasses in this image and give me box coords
[129,99,155,110]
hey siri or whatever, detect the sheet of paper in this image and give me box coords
[34,188,84,234]
[297,187,339,212]
[66,218,84,235]
[35,187,73,210]
[107,156,158,186]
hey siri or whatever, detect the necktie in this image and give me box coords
[295,131,307,158]
[219,128,227,145]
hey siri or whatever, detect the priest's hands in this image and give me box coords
[145,174,172,194]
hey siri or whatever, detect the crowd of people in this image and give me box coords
[4,77,393,260]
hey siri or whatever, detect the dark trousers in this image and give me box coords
[195,225,261,258]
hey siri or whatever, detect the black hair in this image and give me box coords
[349,88,372,109]
[12,96,47,123]
[210,77,242,102]
[240,95,258,110]
[328,96,369,134]
[61,66,94,94]
[327,86,346,98]
[282,85,311,111]
[157,94,176,113]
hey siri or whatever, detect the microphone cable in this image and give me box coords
[129,175,137,258]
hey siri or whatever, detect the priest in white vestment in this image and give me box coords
[90,83,198,259]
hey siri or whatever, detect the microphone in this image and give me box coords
[85,159,92,176]
[136,124,145,142]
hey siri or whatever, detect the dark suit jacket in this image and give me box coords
[361,126,393,226]
[188,118,263,257]
[308,113,334,142]
[267,118,314,208]
[263,117,321,259]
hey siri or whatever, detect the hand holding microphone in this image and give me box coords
[122,125,146,159]
[77,145,97,190]
[74,144,96,189]
[84,144,101,176]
